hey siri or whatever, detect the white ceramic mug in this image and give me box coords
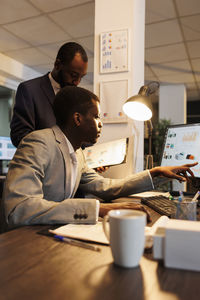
[103,209,146,268]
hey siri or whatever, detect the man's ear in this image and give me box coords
[54,59,62,70]
[73,112,82,126]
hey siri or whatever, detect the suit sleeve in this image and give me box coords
[10,83,36,147]
[78,151,154,201]
[3,134,98,226]
[78,151,169,200]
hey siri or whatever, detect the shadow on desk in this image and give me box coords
[83,261,144,300]
[156,262,200,298]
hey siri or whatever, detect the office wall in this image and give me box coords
[94,0,145,178]
[159,84,186,125]
[0,52,42,91]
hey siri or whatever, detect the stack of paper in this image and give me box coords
[49,216,169,249]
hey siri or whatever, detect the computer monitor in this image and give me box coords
[0,136,16,175]
[160,123,200,178]
[0,136,16,161]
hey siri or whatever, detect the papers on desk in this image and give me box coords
[82,138,128,169]
[50,222,109,245]
[49,216,169,249]
[129,190,171,198]
[112,190,170,203]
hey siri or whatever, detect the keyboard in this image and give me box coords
[189,177,200,189]
[141,196,176,217]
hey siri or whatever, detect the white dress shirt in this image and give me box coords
[48,72,60,95]
[64,137,78,198]
[63,134,99,221]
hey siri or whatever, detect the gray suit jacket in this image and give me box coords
[4,126,154,226]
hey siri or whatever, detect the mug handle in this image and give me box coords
[102,214,110,241]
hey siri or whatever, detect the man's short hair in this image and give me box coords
[56,42,88,64]
[53,86,99,127]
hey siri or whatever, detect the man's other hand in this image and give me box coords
[99,202,151,223]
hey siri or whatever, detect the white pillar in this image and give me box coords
[159,84,187,191]
[159,84,186,124]
[94,0,146,178]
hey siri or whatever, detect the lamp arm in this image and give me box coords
[139,81,160,96]
[146,119,153,134]
[146,120,153,156]
[139,85,149,96]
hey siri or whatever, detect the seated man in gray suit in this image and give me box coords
[4,87,196,226]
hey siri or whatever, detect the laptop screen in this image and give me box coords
[160,123,200,178]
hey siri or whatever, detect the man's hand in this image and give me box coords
[95,166,109,173]
[149,162,198,182]
[99,202,151,222]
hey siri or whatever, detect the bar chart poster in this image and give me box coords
[100,29,129,74]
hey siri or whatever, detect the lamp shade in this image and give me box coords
[122,82,159,121]
[123,95,152,121]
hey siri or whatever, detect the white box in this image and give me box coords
[165,219,200,271]
[153,227,166,260]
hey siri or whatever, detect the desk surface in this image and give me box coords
[0,208,200,300]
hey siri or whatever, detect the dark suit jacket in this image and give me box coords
[10,73,55,147]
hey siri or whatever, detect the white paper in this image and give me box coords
[129,191,171,198]
[49,216,169,249]
[100,80,128,123]
[50,222,109,245]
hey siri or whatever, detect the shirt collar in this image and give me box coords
[63,134,75,155]
[49,72,60,94]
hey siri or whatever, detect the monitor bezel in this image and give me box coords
[159,122,200,179]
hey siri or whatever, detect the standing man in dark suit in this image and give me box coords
[10,42,88,148]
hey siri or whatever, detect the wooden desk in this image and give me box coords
[0,208,200,300]
[0,176,6,233]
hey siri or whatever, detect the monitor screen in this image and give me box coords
[160,123,200,178]
[0,136,16,160]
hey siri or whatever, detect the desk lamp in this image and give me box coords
[123,81,160,169]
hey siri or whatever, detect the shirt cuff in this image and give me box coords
[96,200,100,222]
[147,170,155,189]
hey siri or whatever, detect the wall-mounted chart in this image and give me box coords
[100,29,129,74]
[100,79,128,123]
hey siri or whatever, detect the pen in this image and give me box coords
[178,190,184,202]
[54,235,101,252]
[191,190,200,202]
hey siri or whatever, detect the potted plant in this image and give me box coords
[152,118,171,165]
